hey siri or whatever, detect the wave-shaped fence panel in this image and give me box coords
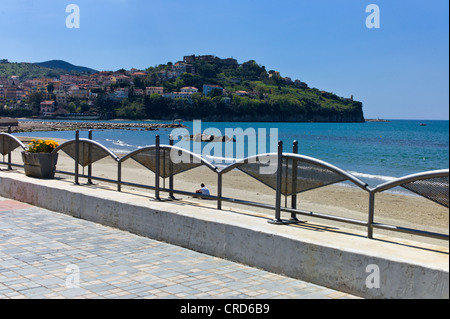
[0,131,448,242]
[52,131,119,185]
[0,132,26,169]
[368,169,449,240]
[118,136,218,199]
[0,133,26,156]
[120,145,217,179]
[54,138,120,167]
[218,142,369,227]
[220,153,367,196]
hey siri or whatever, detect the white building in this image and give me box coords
[163,91,194,103]
[180,86,198,93]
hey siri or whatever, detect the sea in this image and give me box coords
[13,119,449,193]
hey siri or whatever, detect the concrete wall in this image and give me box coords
[1,172,448,299]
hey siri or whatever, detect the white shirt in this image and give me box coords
[201,187,210,196]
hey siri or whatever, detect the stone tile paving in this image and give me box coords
[0,196,360,299]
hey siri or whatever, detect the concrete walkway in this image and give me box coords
[0,196,360,299]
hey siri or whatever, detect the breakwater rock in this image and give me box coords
[183,133,236,142]
[13,121,187,133]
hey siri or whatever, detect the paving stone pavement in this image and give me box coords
[0,196,360,300]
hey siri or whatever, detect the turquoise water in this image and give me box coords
[14,119,449,188]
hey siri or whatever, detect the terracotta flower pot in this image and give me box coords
[22,152,59,179]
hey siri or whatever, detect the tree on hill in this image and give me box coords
[28,92,43,116]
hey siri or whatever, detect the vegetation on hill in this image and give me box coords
[0,62,88,80]
[111,58,364,122]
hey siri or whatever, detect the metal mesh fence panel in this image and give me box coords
[0,134,24,156]
[131,148,202,178]
[402,176,449,208]
[236,157,280,194]
[237,156,346,196]
[60,141,112,167]
[292,160,347,196]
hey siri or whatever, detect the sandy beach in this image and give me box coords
[4,136,449,248]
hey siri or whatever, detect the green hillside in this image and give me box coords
[136,58,365,122]
[0,62,83,80]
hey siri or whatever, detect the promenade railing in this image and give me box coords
[1,130,448,242]
[0,130,26,170]
[367,169,449,240]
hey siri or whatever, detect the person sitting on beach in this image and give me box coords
[195,183,210,196]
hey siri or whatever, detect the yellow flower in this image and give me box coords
[26,138,59,153]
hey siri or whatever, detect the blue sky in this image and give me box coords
[0,0,448,120]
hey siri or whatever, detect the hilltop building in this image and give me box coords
[173,62,195,76]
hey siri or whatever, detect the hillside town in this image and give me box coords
[0,55,308,118]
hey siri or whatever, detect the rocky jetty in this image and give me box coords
[10,121,187,133]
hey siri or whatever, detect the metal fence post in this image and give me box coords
[269,141,284,224]
[88,129,93,184]
[7,126,12,170]
[75,130,80,185]
[291,140,299,221]
[217,173,222,210]
[368,192,375,239]
[169,135,175,199]
[155,135,161,200]
[117,161,122,192]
